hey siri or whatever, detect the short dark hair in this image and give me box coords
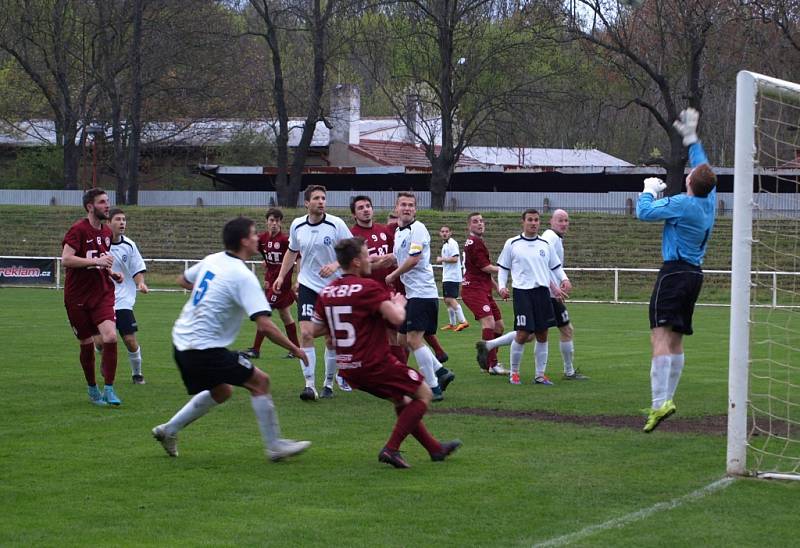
[109,208,125,220]
[467,212,481,223]
[522,208,539,219]
[304,185,327,201]
[350,195,372,214]
[223,216,255,252]
[691,163,717,198]
[335,237,366,269]
[82,188,107,211]
[396,191,416,203]
[266,207,283,220]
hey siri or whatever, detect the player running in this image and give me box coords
[313,237,461,468]
[153,217,310,461]
[244,208,300,360]
[636,108,717,433]
[61,188,124,406]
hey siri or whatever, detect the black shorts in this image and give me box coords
[442,281,460,299]
[297,284,319,322]
[649,261,704,335]
[399,298,439,335]
[173,346,255,395]
[115,309,138,336]
[551,299,570,328]
[512,287,556,333]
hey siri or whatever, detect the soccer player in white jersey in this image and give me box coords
[106,208,149,384]
[540,209,588,381]
[152,217,310,462]
[496,209,571,385]
[385,192,455,401]
[436,226,469,332]
[273,185,353,401]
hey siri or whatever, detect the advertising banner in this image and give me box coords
[0,258,56,285]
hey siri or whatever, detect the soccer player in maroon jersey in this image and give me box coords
[464,212,513,376]
[349,195,408,364]
[312,237,461,468]
[61,188,124,406]
[244,208,301,359]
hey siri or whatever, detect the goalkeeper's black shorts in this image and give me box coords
[649,260,704,335]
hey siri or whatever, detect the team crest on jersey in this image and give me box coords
[122,254,128,263]
[482,304,491,312]
[323,236,332,246]
[105,237,111,247]
[407,369,420,381]
[380,233,387,241]
[539,249,546,257]
[274,242,280,249]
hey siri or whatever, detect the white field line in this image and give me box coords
[532,477,735,547]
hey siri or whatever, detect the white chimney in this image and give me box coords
[330,84,360,146]
[404,93,420,145]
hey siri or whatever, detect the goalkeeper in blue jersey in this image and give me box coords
[636,107,718,433]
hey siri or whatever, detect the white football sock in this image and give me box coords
[324,347,337,388]
[448,308,457,325]
[455,304,466,323]
[650,355,671,409]
[667,353,685,401]
[251,394,281,449]
[301,347,316,388]
[534,341,549,377]
[128,345,142,376]
[487,331,516,351]
[165,390,218,435]
[510,340,525,375]
[413,346,439,388]
[560,340,574,376]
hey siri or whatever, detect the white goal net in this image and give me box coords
[728,71,800,480]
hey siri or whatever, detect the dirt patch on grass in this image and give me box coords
[434,407,728,435]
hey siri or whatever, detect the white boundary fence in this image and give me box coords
[3,255,800,307]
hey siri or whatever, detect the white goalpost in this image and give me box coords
[727,71,800,480]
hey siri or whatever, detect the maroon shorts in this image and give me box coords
[461,287,501,321]
[266,285,296,310]
[65,301,116,340]
[340,358,424,401]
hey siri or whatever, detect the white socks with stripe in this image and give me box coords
[128,346,142,376]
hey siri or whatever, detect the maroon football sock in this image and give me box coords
[390,345,407,364]
[79,343,96,385]
[424,334,446,358]
[101,342,118,385]
[386,400,427,451]
[411,420,443,455]
[483,328,498,366]
[252,331,266,352]
[285,322,300,347]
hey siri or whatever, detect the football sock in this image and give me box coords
[393,403,442,454]
[534,341,548,378]
[650,355,670,409]
[448,308,457,326]
[482,328,499,366]
[455,304,466,323]
[128,345,142,377]
[251,394,281,448]
[487,331,516,351]
[252,331,266,352]
[165,390,218,435]
[390,345,407,364]
[301,347,316,388]
[79,342,97,385]
[510,340,524,375]
[413,346,439,388]
[285,322,299,348]
[387,399,427,451]
[560,340,574,376]
[667,353,685,401]
[323,347,337,388]
[101,342,118,385]
[424,334,446,358]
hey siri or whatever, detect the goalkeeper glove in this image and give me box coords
[673,108,699,146]
[642,177,666,197]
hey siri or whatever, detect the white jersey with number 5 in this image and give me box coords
[172,251,270,351]
[288,213,353,293]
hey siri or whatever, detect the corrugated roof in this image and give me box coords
[349,139,484,169]
[463,146,633,167]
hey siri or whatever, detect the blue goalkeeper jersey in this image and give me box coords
[636,142,716,266]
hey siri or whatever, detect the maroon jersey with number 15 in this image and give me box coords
[62,218,115,307]
[313,275,392,369]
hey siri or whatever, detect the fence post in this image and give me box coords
[56,257,61,289]
[613,269,619,303]
[773,271,778,308]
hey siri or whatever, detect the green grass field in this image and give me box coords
[1,288,798,546]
